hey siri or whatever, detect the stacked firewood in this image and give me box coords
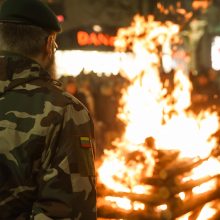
[97,140,220,220]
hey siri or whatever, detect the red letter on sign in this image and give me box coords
[89,32,100,46]
[98,33,109,46]
[77,31,89,46]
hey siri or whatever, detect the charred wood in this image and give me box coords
[159,157,208,180]
[172,189,220,218]
[165,175,220,196]
[97,187,167,205]
[97,204,161,220]
[141,176,177,187]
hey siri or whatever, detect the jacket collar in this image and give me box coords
[0,51,50,94]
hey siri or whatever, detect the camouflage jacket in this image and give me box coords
[0,52,97,220]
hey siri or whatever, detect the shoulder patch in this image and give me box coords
[80,136,91,148]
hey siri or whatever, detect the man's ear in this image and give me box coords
[46,34,54,57]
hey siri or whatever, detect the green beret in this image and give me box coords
[0,0,61,32]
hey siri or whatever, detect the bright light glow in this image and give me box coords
[211,36,220,70]
[105,196,132,210]
[105,196,145,211]
[162,54,173,73]
[197,203,217,220]
[179,192,185,200]
[55,50,134,78]
[192,179,217,194]
[157,204,168,211]
[133,201,145,211]
[176,212,192,220]
[191,158,220,180]
[93,25,102,32]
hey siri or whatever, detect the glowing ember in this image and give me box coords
[179,192,185,200]
[197,202,217,220]
[105,197,132,211]
[157,204,168,211]
[98,15,220,219]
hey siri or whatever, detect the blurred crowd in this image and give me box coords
[190,69,220,112]
[58,68,220,159]
[58,72,129,157]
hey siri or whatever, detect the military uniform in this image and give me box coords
[0,52,96,220]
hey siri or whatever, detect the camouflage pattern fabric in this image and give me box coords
[0,51,97,220]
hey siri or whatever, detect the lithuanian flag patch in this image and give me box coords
[80,136,91,148]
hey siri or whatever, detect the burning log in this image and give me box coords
[188,206,203,220]
[158,157,208,180]
[171,175,220,195]
[98,159,220,218]
[98,157,219,219]
[141,176,168,186]
[97,204,161,220]
[153,150,180,174]
[210,211,220,220]
[98,177,219,207]
[155,149,180,161]
[154,175,220,199]
[97,204,129,220]
[142,174,217,192]
[172,189,220,218]
[97,186,167,205]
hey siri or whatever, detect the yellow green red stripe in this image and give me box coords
[80,137,91,148]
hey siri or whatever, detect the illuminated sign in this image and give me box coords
[77,31,115,47]
[57,15,65,22]
[57,26,118,51]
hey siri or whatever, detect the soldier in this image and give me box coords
[0,0,96,219]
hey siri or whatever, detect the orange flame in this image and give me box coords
[98,15,220,217]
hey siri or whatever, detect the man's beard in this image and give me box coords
[45,53,57,79]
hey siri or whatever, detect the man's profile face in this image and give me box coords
[46,52,56,78]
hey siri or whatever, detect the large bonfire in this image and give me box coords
[97,15,220,220]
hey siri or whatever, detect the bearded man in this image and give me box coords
[0,0,97,219]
